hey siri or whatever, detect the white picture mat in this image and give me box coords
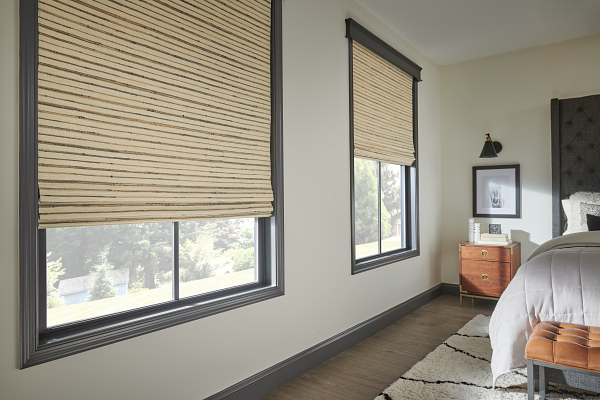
[475,168,516,215]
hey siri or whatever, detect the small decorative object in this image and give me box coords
[479,233,512,245]
[469,218,475,243]
[473,223,481,244]
[489,224,501,234]
[479,133,503,158]
[473,164,520,218]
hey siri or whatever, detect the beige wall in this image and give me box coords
[0,0,442,398]
[440,33,600,284]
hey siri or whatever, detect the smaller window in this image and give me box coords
[346,19,421,273]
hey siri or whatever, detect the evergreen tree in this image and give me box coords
[46,252,65,309]
[88,254,116,301]
[88,269,116,301]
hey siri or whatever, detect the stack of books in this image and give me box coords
[478,233,512,246]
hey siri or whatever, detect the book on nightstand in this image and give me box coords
[479,233,511,245]
[477,240,513,245]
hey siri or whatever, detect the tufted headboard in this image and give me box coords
[551,94,600,237]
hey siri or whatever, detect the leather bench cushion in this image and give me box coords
[525,321,600,373]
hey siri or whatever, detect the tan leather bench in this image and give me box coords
[525,321,600,400]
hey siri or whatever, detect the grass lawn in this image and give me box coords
[48,269,255,327]
[355,236,402,259]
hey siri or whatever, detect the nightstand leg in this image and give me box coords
[459,293,463,307]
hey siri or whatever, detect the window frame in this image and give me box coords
[19,0,284,368]
[346,19,421,274]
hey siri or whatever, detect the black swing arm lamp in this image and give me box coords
[479,133,502,158]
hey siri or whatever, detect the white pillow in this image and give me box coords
[566,192,600,233]
[562,199,572,234]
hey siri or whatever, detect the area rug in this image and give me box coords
[375,314,599,400]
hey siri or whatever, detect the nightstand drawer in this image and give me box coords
[460,259,511,297]
[460,245,511,262]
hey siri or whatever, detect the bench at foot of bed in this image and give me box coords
[525,321,600,400]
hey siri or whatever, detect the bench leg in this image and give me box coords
[527,359,535,400]
[539,364,546,399]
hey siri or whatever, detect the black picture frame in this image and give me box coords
[473,164,521,218]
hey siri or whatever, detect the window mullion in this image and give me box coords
[378,162,382,255]
[173,222,179,301]
[400,166,410,249]
[404,166,412,250]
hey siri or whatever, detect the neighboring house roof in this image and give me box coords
[58,268,130,296]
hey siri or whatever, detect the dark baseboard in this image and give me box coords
[441,283,459,296]
[205,283,444,400]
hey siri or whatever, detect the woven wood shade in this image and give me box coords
[352,41,414,166]
[37,0,273,228]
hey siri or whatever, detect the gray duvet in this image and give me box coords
[489,232,600,385]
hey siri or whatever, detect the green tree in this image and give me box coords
[105,223,172,291]
[381,201,392,240]
[354,158,379,244]
[88,254,116,301]
[180,234,225,281]
[46,253,65,309]
[226,247,255,272]
[46,225,109,280]
[204,220,242,250]
[381,163,402,237]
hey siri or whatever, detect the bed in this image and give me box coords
[489,94,600,389]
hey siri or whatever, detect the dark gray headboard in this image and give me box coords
[551,94,600,237]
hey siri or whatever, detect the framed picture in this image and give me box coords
[473,164,520,218]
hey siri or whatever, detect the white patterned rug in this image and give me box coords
[375,315,600,400]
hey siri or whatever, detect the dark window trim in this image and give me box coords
[345,18,422,82]
[348,21,420,275]
[19,0,284,368]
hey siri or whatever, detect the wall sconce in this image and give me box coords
[479,133,502,158]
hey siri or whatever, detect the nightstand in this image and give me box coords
[459,242,521,306]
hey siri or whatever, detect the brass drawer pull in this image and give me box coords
[482,274,489,280]
[482,250,488,256]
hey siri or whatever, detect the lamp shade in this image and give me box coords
[480,133,502,158]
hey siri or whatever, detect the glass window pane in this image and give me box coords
[381,163,404,253]
[179,218,256,298]
[46,222,174,327]
[354,158,380,258]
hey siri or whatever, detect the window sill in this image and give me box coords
[24,284,283,368]
[353,248,420,275]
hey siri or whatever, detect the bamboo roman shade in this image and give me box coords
[352,41,415,166]
[37,0,273,228]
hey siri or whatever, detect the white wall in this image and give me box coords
[440,33,600,284]
[0,0,442,398]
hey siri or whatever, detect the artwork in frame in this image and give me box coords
[473,164,520,218]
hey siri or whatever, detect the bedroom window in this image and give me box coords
[20,0,283,367]
[346,19,421,273]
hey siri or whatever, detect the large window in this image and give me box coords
[20,0,283,368]
[346,19,420,273]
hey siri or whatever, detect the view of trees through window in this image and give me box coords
[46,218,256,327]
[354,158,404,259]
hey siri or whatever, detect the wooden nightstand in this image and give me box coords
[459,242,521,306]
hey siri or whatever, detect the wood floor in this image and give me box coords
[259,294,496,400]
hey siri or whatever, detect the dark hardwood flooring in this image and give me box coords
[259,294,496,400]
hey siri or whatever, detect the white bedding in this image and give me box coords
[489,232,600,385]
